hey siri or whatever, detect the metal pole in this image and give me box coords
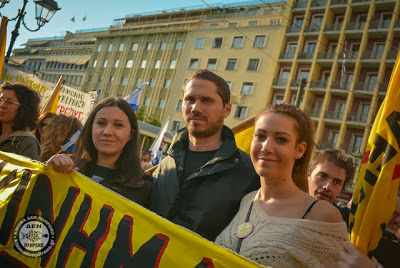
[295,78,307,108]
[5,0,28,63]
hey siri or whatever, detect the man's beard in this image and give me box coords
[186,115,224,138]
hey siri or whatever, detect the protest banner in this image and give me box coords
[0,65,91,123]
[0,152,262,267]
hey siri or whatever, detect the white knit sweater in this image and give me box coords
[215,191,348,268]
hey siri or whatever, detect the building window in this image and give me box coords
[172,121,181,131]
[121,77,128,85]
[248,20,258,26]
[212,37,223,48]
[226,81,232,90]
[365,74,378,91]
[228,22,238,27]
[109,76,114,84]
[118,44,125,51]
[164,79,171,88]
[141,60,147,68]
[102,60,108,68]
[207,58,217,69]
[147,78,155,87]
[253,35,266,48]
[270,19,281,25]
[194,38,205,49]
[144,97,150,106]
[189,58,199,69]
[159,41,166,50]
[169,60,177,69]
[350,135,363,154]
[98,75,103,83]
[136,77,142,86]
[210,23,219,29]
[272,94,284,104]
[87,75,92,83]
[107,44,113,52]
[154,59,161,69]
[126,60,134,68]
[158,98,165,108]
[96,44,102,52]
[93,60,97,67]
[174,41,182,50]
[176,100,182,111]
[145,42,152,50]
[225,58,238,70]
[114,60,120,68]
[241,82,253,95]
[131,42,139,51]
[235,106,247,119]
[232,36,243,48]
[247,58,260,71]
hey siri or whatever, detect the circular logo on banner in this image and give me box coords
[13,215,55,258]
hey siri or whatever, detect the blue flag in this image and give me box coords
[124,82,149,112]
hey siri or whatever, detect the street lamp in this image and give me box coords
[0,0,60,63]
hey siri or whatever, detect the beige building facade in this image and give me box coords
[82,1,288,130]
[271,0,399,188]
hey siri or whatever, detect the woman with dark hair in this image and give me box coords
[216,103,348,267]
[0,82,41,160]
[33,112,56,144]
[47,97,152,207]
[40,114,82,162]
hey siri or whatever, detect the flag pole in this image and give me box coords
[40,75,64,115]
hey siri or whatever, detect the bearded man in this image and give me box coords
[151,69,259,241]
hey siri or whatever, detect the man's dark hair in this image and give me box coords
[183,69,230,106]
[1,82,40,131]
[308,149,355,186]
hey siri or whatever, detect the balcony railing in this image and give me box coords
[347,112,368,122]
[318,51,336,59]
[331,0,347,5]
[286,25,302,33]
[325,22,343,31]
[331,80,350,90]
[318,143,336,150]
[272,78,288,86]
[291,79,302,87]
[352,0,369,3]
[362,50,383,60]
[369,20,391,29]
[325,110,344,120]
[310,80,329,89]
[293,0,308,8]
[298,52,314,59]
[346,21,366,31]
[280,51,296,59]
[305,108,322,117]
[305,24,321,32]
[311,0,327,7]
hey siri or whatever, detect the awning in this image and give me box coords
[8,58,26,64]
[45,57,90,65]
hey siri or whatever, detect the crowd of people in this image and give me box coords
[0,69,397,267]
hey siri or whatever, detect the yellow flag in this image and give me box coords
[39,76,64,115]
[349,52,400,254]
[232,116,255,155]
[0,17,8,74]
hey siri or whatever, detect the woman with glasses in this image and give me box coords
[33,112,56,144]
[0,82,41,160]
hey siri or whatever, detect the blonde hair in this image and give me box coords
[40,114,82,162]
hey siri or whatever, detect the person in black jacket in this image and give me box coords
[151,69,259,241]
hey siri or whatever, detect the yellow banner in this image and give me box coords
[349,52,400,253]
[0,152,261,267]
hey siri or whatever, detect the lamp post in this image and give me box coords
[0,0,60,63]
